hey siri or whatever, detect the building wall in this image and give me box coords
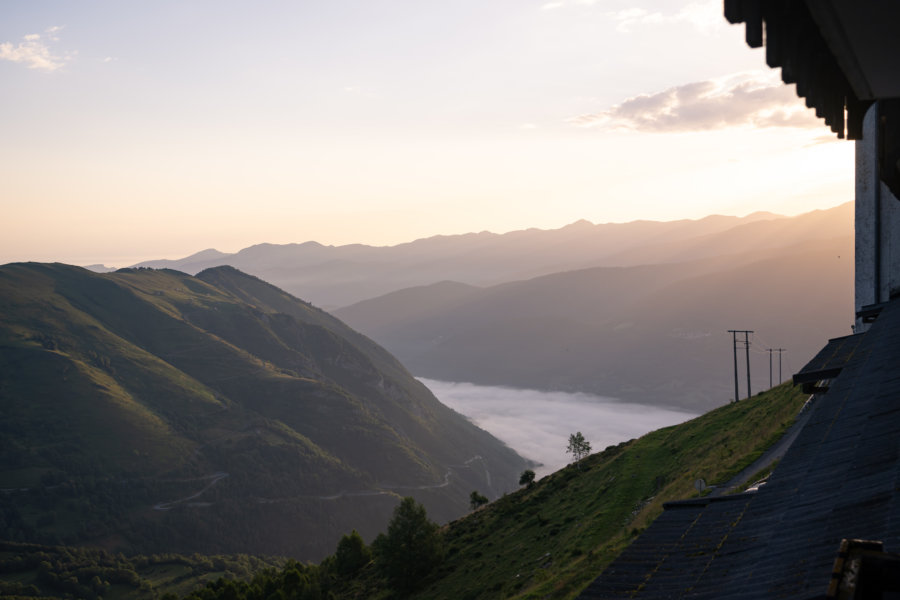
[855,102,900,332]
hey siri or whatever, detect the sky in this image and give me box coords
[1,1,854,267]
[421,378,696,478]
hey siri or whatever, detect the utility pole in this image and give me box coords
[744,331,752,398]
[775,348,785,384]
[728,330,754,401]
[768,348,773,388]
[729,330,739,402]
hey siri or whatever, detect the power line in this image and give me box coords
[751,331,777,350]
[783,354,795,380]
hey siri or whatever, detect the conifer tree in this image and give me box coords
[373,497,443,593]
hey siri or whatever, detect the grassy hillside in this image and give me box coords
[0,263,528,561]
[0,383,810,600]
[409,382,807,599]
[331,382,807,599]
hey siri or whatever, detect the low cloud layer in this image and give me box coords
[0,27,68,71]
[422,378,695,478]
[572,72,822,133]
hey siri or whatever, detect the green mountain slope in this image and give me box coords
[0,263,528,561]
[356,383,808,599]
[0,383,809,600]
[335,236,852,411]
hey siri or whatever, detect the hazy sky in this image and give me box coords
[1,1,853,267]
[421,378,696,478]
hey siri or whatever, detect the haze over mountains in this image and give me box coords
[0,264,527,560]
[336,204,851,411]
[338,235,851,411]
[133,203,852,411]
[133,205,849,310]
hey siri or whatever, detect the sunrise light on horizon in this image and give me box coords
[1,1,854,267]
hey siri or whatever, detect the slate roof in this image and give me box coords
[578,296,900,599]
[792,333,865,393]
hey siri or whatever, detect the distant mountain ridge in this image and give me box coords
[132,206,847,308]
[124,204,854,411]
[334,208,853,412]
[0,263,528,560]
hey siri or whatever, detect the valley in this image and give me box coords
[1,382,808,600]
[420,378,696,477]
[0,206,855,597]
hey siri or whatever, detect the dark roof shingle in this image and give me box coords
[579,297,900,599]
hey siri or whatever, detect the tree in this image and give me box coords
[566,431,591,465]
[373,497,444,593]
[469,490,488,510]
[334,529,372,576]
[519,469,536,487]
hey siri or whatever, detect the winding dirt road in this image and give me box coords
[151,455,491,509]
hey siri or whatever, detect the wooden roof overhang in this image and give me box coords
[725,0,900,199]
[725,1,900,134]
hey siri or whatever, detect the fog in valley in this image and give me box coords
[421,378,697,478]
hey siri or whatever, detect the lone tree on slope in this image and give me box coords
[519,469,536,487]
[567,432,592,465]
[469,490,489,510]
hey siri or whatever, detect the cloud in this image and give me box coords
[570,72,822,133]
[0,28,69,71]
[44,25,65,41]
[611,1,721,34]
[421,378,694,478]
[807,134,841,147]
[541,0,721,34]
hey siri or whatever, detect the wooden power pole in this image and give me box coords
[775,348,785,384]
[729,330,754,400]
